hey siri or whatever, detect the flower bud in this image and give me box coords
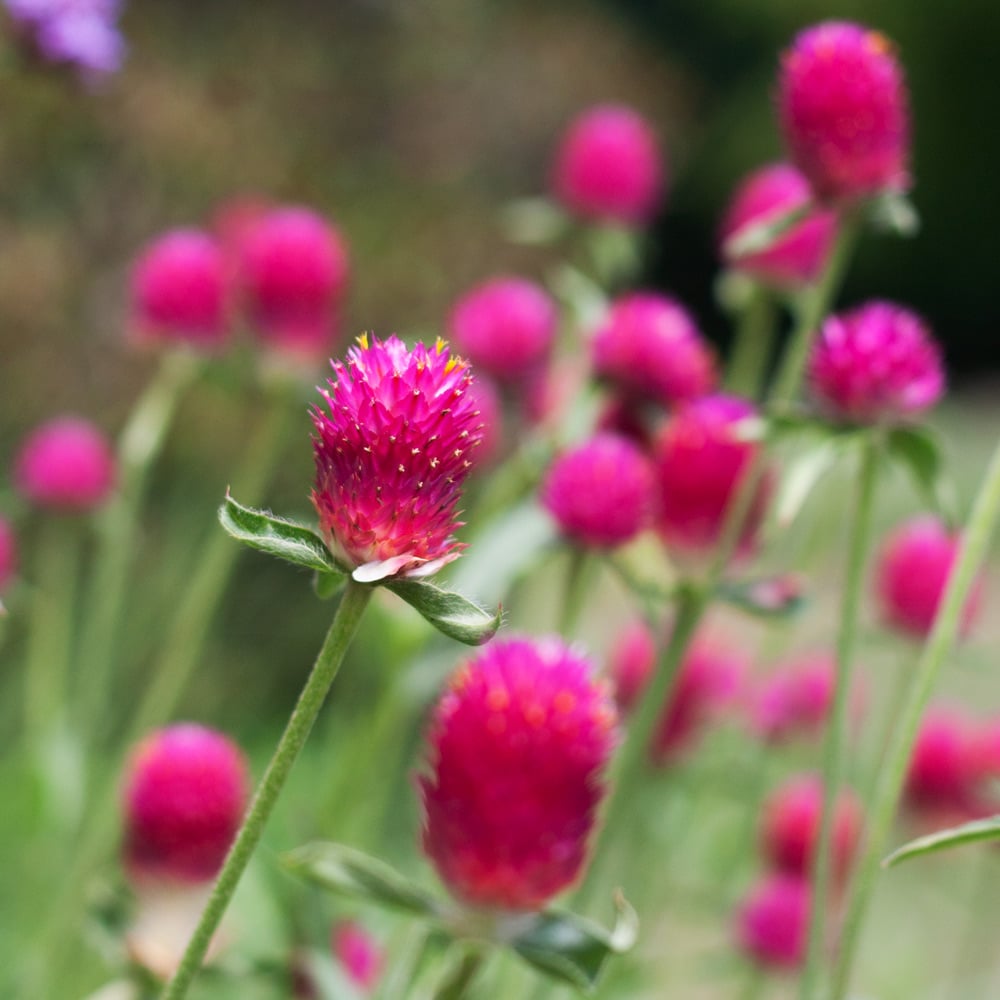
[736,874,810,969]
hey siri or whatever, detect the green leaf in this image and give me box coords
[716,575,807,620]
[509,893,638,994]
[883,815,1000,868]
[284,842,443,920]
[386,578,501,646]
[219,494,345,575]
[887,425,956,523]
[773,437,845,528]
[722,202,810,260]
[868,191,920,237]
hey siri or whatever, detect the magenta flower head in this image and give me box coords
[552,104,665,226]
[332,921,383,993]
[608,618,656,715]
[447,277,557,384]
[905,707,979,817]
[778,21,910,203]
[122,724,249,885]
[541,432,655,549]
[591,293,717,409]
[0,517,17,593]
[654,395,768,557]
[312,334,484,583]
[736,874,810,970]
[239,206,350,362]
[719,162,836,289]
[130,229,229,350]
[419,635,618,911]
[876,516,983,639]
[809,301,944,424]
[15,416,115,512]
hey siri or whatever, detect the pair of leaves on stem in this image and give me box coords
[218,495,500,646]
[284,842,638,995]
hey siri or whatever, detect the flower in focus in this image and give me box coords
[332,921,383,993]
[591,293,716,409]
[130,229,230,350]
[239,206,349,362]
[876,516,983,639]
[122,724,249,885]
[809,301,944,424]
[608,618,656,715]
[552,104,665,225]
[541,433,655,549]
[719,162,836,289]
[419,635,618,910]
[311,334,484,582]
[0,517,17,593]
[447,277,557,384]
[736,874,810,969]
[653,395,768,558]
[778,21,910,203]
[15,416,116,512]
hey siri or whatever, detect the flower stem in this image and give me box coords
[426,946,486,999]
[560,546,593,638]
[160,579,372,1000]
[829,434,1000,1000]
[799,432,880,1000]
[726,285,776,401]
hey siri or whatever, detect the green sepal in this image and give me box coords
[386,578,502,646]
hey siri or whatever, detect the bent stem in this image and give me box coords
[799,432,879,1000]
[161,579,373,1000]
[829,435,1000,1000]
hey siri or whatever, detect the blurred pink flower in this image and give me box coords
[904,706,980,818]
[0,517,17,593]
[608,618,656,715]
[736,874,810,969]
[332,921,383,992]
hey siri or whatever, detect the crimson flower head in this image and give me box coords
[0,517,17,593]
[719,162,836,289]
[448,277,557,383]
[130,229,229,350]
[809,301,944,424]
[419,635,618,911]
[876,516,983,639]
[15,416,116,513]
[541,432,655,549]
[778,21,910,203]
[312,334,484,582]
[736,874,810,970]
[122,724,249,885]
[904,706,979,817]
[552,104,665,226]
[591,293,716,409]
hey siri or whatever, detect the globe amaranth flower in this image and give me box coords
[0,517,17,593]
[719,162,836,289]
[591,293,717,409]
[447,277,557,384]
[15,416,116,512]
[312,335,485,583]
[760,774,862,885]
[779,21,910,203]
[332,921,383,993]
[876,516,983,639]
[904,706,980,819]
[130,229,230,350]
[551,104,665,225]
[122,724,249,884]
[654,395,769,557]
[541,432,655,549]
[809,301,944,424]
[736,874,810,970]
[239,206,350,362]
[419,635,618,911]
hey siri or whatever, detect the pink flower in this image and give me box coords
[719,162,836,288]
[0,517,17,593]
[760,774,862,885]
[736,874,810,969]
[608,618,656,715]
[447,278,557,383]
[311,335,484,582]
[809,301,944,423]
[419,636,618,910]
[876,516,983,639]
[591,293,717,409]
[541,433,655,548]
[332,921,383,992]
[129,229,230,350]
[239,206,350,361]
[15,416,116,512]
[904,707,978,811]
[778,21,910,203]
[122,724,249,885]
[653,395,768,557]
[552,104,665,225]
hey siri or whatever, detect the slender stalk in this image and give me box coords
[726,285,776,401]
[740,965,768,1000]
[800,433,879,1000]
[830,435,1000,1000]
[559,547,592,637]
[426,947,486,1000]
[161,580,372,1000]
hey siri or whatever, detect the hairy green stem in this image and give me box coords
[726,286,776,401]
[161,579,372,1000]
[800,433,879,1000]
[829,435,1000,1000]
